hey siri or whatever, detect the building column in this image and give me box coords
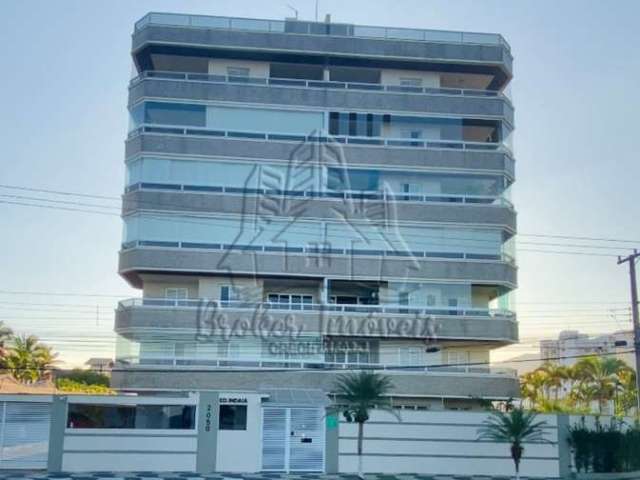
[556,414,572,479]
[47,395,68,472]
[196,391,219,474]
[325,411,340,473]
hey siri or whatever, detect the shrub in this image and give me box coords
[568,417,640,473]
[55,378,114,394]
[57,369,110,387]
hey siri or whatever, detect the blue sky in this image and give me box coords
[0,0,639,366]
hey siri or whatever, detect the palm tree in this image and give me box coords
[538,362,568,401]
[477,407,548,480]
[5,335,57,383]
[573,356,627,414]
[520,370,547,408]
[332,371,396,478]
[0,321,13,362]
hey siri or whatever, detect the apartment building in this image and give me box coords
[114,12,519,411]
[541,330,635,370]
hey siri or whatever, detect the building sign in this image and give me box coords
[219,396,248,405]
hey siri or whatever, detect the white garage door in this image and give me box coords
[0,402,50,469]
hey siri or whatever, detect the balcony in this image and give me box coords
[134,13,510,50]
[125,133,515,178]
[132,14,512,78]
[115,297,518,343]
[111,366,519,399]
[128,72,514,126]
[129,125,507,153]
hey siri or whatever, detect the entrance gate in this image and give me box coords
[0,401,50,469]
[261,407,324,472]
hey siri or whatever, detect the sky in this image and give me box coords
[0,0,639,367]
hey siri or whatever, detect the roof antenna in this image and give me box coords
[286,4,299,19]
[315,0,319,21]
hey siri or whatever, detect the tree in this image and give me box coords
[538,362,569,401]
[573,356,628,414]
[332,371,396,478]
[0,321,13,361]
[477,407,548,480]
[5,335,58,383]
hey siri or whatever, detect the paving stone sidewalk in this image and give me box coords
[0,472,562,480]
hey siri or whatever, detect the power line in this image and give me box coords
[1,184,639,255]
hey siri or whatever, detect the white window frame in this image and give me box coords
[165,287,188,300]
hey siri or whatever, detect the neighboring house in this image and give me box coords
[84,357,114,374]
[115,12,518,413]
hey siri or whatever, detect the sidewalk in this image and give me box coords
[0,472,561,480]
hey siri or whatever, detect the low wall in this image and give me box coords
[60,395,199,472]
[62,430,197,471]
[338,409,562,478]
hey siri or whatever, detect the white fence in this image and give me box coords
[339,409,561,478]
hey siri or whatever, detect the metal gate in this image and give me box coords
[262,407,324,472]
[0,401,50,469]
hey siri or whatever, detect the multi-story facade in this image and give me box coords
[114,12,519,409]
[541,330,635,370]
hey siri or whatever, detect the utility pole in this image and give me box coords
[617,249,640,413]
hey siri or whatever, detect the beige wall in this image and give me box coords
[140,274,199,298]
[198,276,263,302]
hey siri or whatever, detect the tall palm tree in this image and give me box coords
[573,356,627,414]
[332,371,396,478]
[5,335,57,383]
[538,362,568,401]
[477,407,548,480]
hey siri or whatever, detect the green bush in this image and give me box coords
[55,378,114,394]
[57,369,110,387]
[568,417,640,473]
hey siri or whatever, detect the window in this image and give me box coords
[67,404,196,429]
[267,293,313,310]
[399,77,423,87]
[325,340,375,365]
[226,66,250,77]
[219,405,247,430]
[165,288,188,299]
[402,183,422,194]
[220,285,241,303]
[143,102,206,127]
[446,350,469,366]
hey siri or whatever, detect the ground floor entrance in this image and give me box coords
[261,407,325,472]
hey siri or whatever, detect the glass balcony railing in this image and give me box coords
[115,354,517,377]
[118,297,516,320]
[120,239,516,266]
[131,70,511,103]
[128,124,507,153]
[134,13,511,53]
[125,182,514,208]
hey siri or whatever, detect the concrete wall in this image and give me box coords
[338,409,561,478]
[216,393,263,472]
